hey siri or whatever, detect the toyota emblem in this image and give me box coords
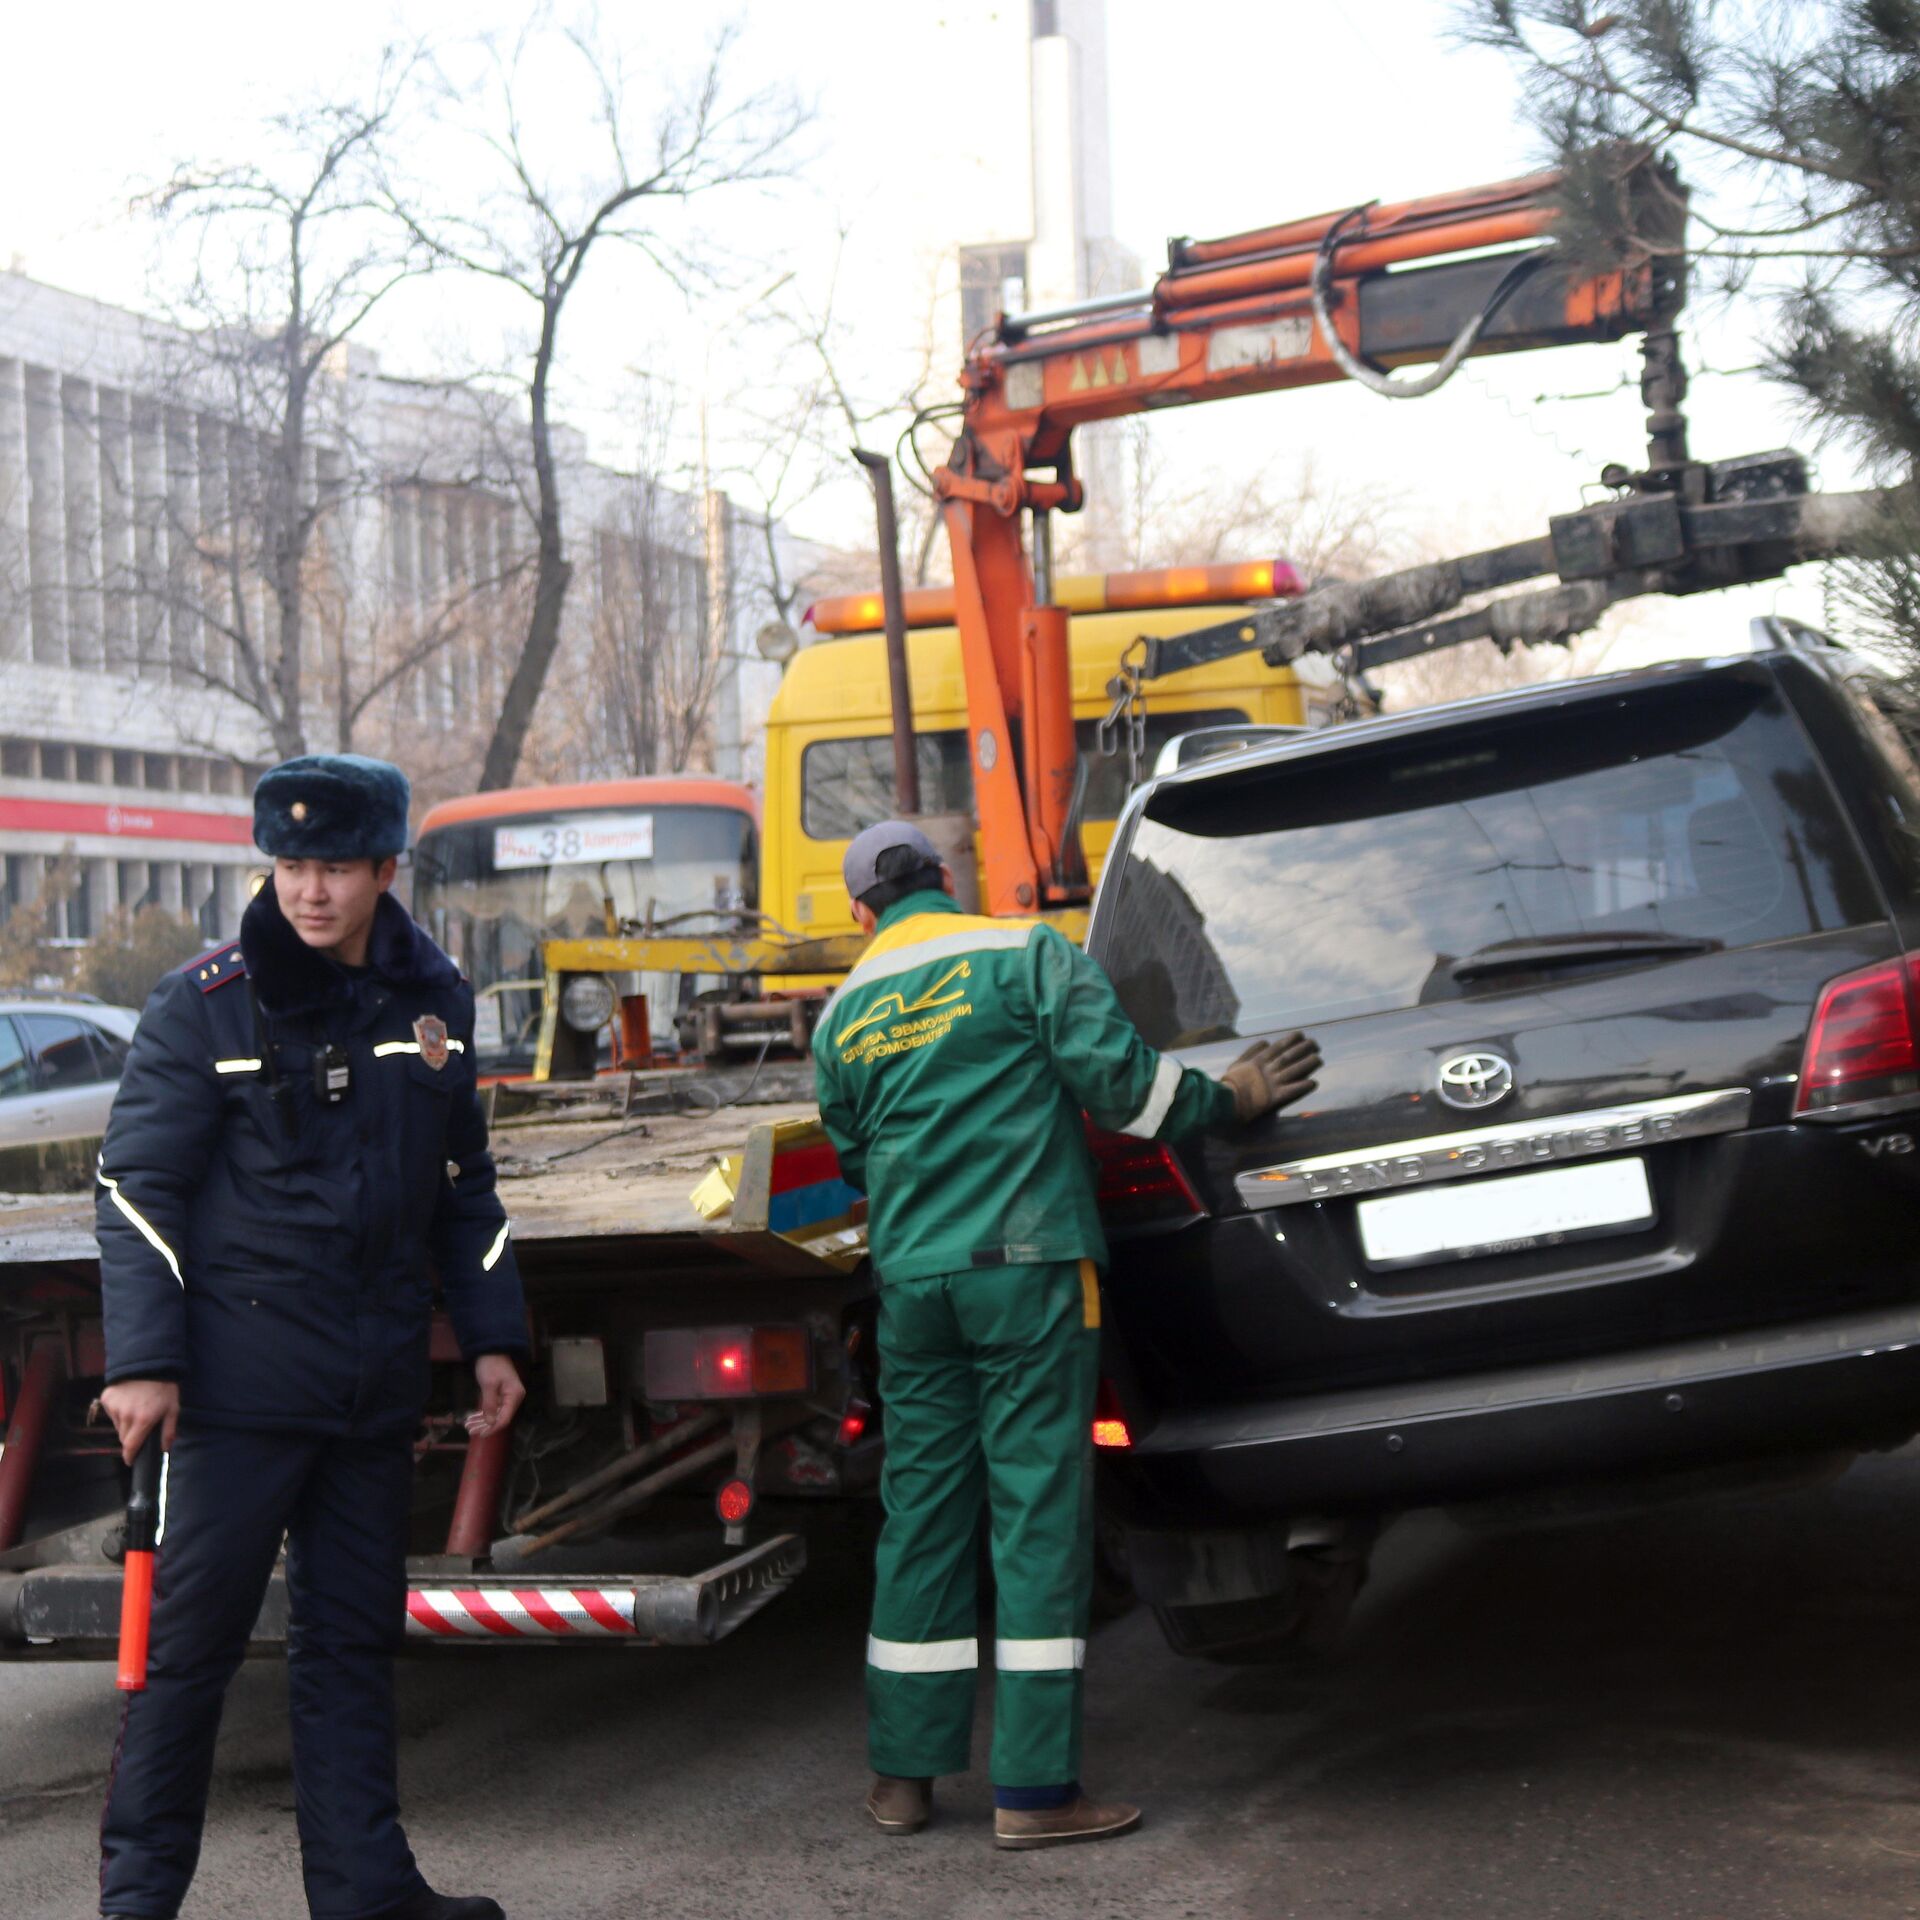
[1436,1050,1514,1111]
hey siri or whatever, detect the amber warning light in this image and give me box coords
[1092,1379,1132,1451]
[805,559,1304,636]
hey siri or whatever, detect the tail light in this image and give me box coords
[835,1398,872,1448]
[642,1325,813,1401]
[715,1479,755,1525]
[1092,1377,1133,1450]
[1796,952,1920,1118]
[1085,1122,1206,1227]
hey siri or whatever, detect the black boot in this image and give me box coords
[364,1892,506,1920]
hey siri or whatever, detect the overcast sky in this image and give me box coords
[0,1,1840,662]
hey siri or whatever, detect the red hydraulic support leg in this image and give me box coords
[445,1426,512,1559]
[0,1343,64,1551]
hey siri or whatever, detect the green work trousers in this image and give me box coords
[866,1258,1101,1788]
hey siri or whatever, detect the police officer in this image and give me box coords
[95,754,529,1920]
[813,822,1320,1849]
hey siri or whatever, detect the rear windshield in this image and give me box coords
[1095,673,1883,1044]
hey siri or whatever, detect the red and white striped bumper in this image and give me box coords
[408,1586,639,1638]
[399,1534,806,1648]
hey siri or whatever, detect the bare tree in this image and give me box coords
[560,376,730,777]
[133,48,429,760]
[393,17,807,791]
[718,237,950,621]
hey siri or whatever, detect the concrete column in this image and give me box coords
[81,859,110,939]
[61,377,103,669]
[389,485,416,612]
[95,386,135,669]
[156,861,184,914]
[129,400,169,674]
[164,409,202,679]
[24,365,67,665]
[419,489,454,717]
[704,489,741,780]
[0,359,28,662]
[197,416,232,688]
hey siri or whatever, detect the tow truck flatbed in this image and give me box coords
[0,1067,870,1657]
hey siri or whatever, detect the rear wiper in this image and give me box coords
[1450,931,1724,983]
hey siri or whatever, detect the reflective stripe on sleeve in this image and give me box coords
[995,1636,1086,1671]
[1119,1055,1183,1139]
[95,1163,184,1287]
[866,1634,979,1673]
[213,1058,262,1074]
[481,1221,512,1272]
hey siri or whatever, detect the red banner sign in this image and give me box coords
[0,797,255,847]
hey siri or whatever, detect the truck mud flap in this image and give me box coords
[0,1533,804,1656]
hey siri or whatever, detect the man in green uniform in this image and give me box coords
[813,821,1320,1850]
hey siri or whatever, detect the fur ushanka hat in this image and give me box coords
[253,754,411,862]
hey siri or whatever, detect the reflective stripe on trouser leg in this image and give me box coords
[962,1261,1101,1789]
[867,1274,987,1779]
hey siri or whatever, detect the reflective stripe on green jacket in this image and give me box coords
[812,889,1234,1285]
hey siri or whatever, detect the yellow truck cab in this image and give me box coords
[762,583,1355,973]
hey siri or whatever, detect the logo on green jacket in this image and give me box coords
[836,960,975,1067]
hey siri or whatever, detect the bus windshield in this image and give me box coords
[413,800,758,1066]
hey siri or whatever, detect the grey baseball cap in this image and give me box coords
[843,819,941,899]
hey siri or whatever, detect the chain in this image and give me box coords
[1096,637,1150,793]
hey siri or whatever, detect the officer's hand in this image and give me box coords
[100,1380,180,1466]
[466,1354,526,1439]
[1221,1032,1322,1124]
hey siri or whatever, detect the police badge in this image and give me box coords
[413,1013,450,1071]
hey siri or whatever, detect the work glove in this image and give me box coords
[1220,1032,1321,1123]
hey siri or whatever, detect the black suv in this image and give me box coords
[1085,622,1920,1658]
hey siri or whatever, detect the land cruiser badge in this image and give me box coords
[414,1014,450,1071]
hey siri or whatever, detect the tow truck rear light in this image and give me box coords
[1796,952,1920,1117]
[715,1479,755,1525]
[1092,1378,1132,1450]
[835,1398,871,1448]
[642,1325,813,1401]
[1085,1123,1207,1227]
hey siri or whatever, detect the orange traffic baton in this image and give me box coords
[115,1432,164,1692]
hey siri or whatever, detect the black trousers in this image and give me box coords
[99,1424,426,1919]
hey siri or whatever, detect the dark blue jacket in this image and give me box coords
[96,885,528,1434]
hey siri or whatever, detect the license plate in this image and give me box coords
[1355,1157,1655,1268]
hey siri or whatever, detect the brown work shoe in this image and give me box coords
[994,1793,1142,1850]
[867,1773,934,1834]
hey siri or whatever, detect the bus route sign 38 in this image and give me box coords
[492,812,655,871]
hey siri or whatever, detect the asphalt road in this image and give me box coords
[8,1450,1920,1920]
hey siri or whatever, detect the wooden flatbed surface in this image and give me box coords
[0,1067,846,1288]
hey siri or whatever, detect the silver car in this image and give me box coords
[0,997,141,1149]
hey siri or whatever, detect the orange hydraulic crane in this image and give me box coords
[930,152,1688,917]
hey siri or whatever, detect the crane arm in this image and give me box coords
[933,150,1688,916]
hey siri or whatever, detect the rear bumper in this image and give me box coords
[1116,1302,1920,1520]
[0,1532,805,1657]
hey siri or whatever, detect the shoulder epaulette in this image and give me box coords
[181,944,247,993]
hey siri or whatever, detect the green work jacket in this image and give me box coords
[812,889,1234,1285]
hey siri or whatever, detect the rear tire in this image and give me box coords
[1151,1548,1368,1663]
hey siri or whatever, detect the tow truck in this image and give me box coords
[0,146,1903,1663]
[542,146,1894,1056]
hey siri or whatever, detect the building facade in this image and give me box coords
[0,270,786,952]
